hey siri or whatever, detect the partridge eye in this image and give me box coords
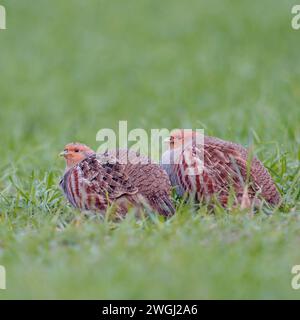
[74,149,79,153]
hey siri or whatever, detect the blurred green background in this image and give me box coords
[0,0,299,299]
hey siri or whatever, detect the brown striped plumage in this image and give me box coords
[59,144,174,217]
[162,130,281,207]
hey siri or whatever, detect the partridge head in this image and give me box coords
[60,143,94,170]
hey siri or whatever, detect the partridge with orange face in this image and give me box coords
[161,130,281,207]
[59,143,175,217]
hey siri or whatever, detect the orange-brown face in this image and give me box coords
[60,143,94,169]
[165,129,197,149]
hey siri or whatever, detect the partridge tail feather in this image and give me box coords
[150,195,175,217]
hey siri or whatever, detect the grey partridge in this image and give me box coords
[161,130,281,207]
[59,143,175,217]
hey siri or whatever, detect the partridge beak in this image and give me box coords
[59,150,67,157]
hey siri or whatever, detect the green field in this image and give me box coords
[0,0,300,299]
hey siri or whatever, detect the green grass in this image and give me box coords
[0,0,300,299]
